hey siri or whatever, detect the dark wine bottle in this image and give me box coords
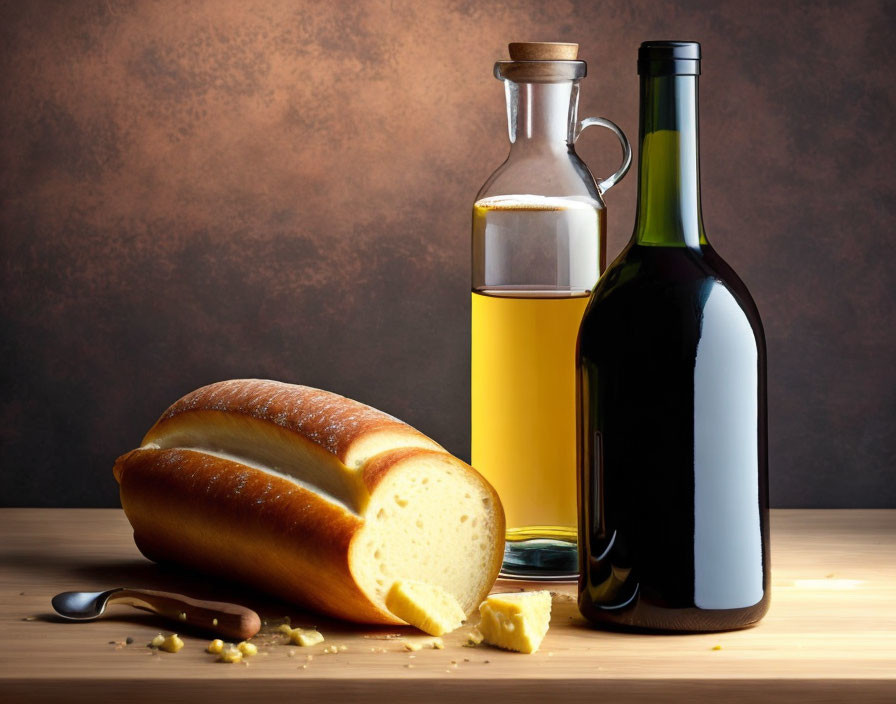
[576,41,770,632]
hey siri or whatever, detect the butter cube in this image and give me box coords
[385,580,466,636]
[477,591,551,654]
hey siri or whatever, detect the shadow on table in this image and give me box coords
[6,550,412,638]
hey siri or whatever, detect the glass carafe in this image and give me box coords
[471,42,631,580]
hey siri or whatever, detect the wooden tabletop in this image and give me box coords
[1,509,894,702]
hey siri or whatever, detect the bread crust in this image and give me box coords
[115,447,396,623]
[145,379,442,468]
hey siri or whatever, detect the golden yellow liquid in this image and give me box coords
[471,291,590,542]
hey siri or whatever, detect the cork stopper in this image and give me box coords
[508,42,579,61]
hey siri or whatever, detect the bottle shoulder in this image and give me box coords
[592,245,754,300]
[582,244,764,342]
[700,248,764,329]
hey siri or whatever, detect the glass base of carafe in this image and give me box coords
[500,528,578,581]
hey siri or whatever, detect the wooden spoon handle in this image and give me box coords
[110,589,261,640]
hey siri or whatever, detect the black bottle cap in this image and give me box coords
[638,41,701,76]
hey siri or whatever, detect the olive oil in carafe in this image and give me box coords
[472,197,604,577]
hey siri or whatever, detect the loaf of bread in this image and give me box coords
[113,379,505,625]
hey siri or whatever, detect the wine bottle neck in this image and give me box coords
[633,75,706,248]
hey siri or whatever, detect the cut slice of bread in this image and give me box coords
[113,379,505,624]
[385,580,467,636]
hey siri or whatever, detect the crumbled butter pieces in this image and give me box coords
[402,637,444,651]
[238,641,258,656]
[464,629,484,646]
[218,645,242,663]
[477,591,552,654]
[159,634,184,653]
[385,580,466,636]
[288,628,325,647]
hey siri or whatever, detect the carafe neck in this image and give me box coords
[504,80,578,150]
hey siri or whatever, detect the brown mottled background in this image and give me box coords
[1,0,894,507]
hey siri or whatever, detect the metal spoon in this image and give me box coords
[52,588,261,640]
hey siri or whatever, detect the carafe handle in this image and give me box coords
[575,117,632,195]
